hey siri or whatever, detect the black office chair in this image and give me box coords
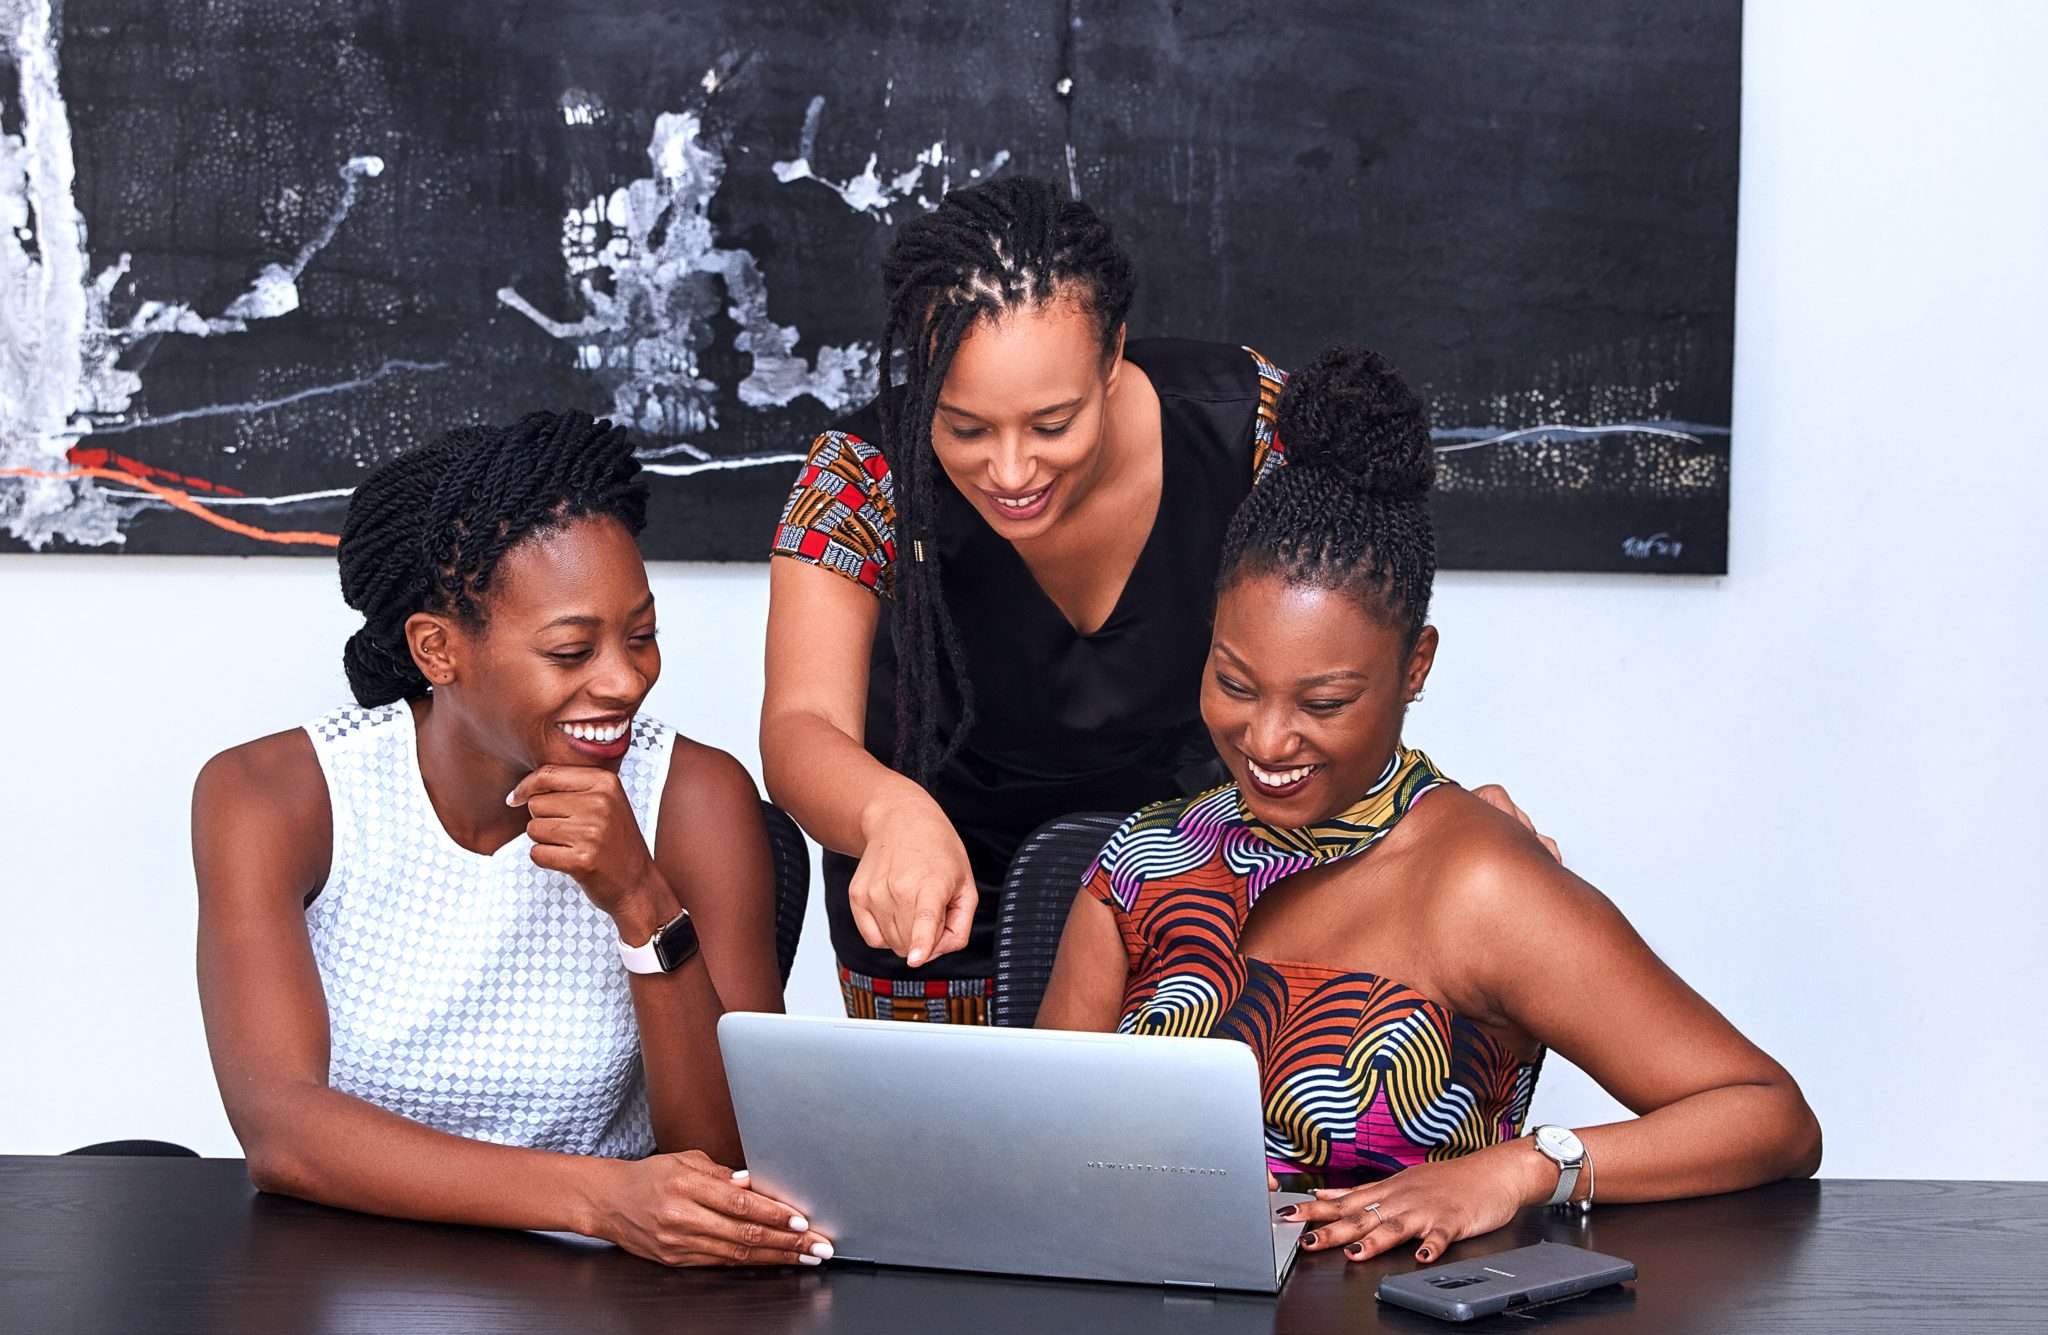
[991,812,1127,1028]
[759,801,810,986]
[64,1140,198,1157]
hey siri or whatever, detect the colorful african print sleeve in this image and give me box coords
[770,430,899,597]
[1246,345,1289,485]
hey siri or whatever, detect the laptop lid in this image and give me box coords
[719,1014,1301,1292]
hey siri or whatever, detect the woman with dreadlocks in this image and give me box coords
[1038,346,1819,1264]
[763,176,1551,1019]
[193,411,832,1267]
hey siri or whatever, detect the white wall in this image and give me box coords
[3,1,2044,1176]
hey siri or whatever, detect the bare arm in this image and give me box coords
[1292,797,1821,1264]
[1034,891,1127,1032]
[1469,824,1822,1204]
[629,740,786,1161]
[195,733,824,1266]
[760,556,975,966]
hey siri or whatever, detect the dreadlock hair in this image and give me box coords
[1218,344,1437,647]
[876,175,1137,787]
[337,410,648,708]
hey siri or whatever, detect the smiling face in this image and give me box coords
[1202,570,1438,827]
[929,294,1122,537]
[411,516,661,774]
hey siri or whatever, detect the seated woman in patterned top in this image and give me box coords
[1037,346,1821,1265]
[193,412,830,1268]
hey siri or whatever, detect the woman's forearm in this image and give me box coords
[1512,1079,1822,1208]
[624,945,745,1163]
[761,706,933,856]
[237,1082,622,1236]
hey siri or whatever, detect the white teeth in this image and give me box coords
[993,488,1047,510]
[561,719,630,744]
[1248,759,1317,788]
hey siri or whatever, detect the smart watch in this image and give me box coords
[1530,1124,1589,1210]
[617,907,700,975]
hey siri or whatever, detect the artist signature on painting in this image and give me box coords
[1622,533,1684,560]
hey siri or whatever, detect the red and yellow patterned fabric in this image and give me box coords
[837,965,990,1025]
[772,430,899,594]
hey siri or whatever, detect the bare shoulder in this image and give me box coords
[192,727,332,905]
[194,728,329,829]
[1406,784,1623,937]
[660,734,763,822]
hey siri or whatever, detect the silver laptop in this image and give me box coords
[717,1013,1310,1292]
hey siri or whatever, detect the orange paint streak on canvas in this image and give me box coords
[0,466,340,548]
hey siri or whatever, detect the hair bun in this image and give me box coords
[1275,343,1433,500]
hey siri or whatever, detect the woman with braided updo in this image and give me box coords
[764,177,1551,1019]
[193,411,833,1268]
[1039,346,1820,1264]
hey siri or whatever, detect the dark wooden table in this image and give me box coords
[3,1157,2044,1333]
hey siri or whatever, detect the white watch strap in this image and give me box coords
[616,932,664,975]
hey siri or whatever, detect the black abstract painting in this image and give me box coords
[0,0,1739,571]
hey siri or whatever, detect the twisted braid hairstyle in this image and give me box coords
[876,175,1136,785]
[337,410,648,707]
[1218,344,1437,646]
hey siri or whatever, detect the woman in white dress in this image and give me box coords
[193,411,831,1267]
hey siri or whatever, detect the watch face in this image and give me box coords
[1536,1125,1584,1161]
[653,911,701,972]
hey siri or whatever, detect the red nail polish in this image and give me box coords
[1346,1243,1364,1257]
[1419,1248,1433,1261]
[1276,1204,1297,1218]
[1302,1231,1318,1247]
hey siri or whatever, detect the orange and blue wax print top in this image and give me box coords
[1083,748,1542,1187]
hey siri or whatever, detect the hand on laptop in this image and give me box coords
[1280,1146,1534,1265]
[596,1150,835,1267]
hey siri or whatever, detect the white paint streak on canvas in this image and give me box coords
[0,0,124,547]
[771,95,1009,217]
[223,156,385,321]
[498,95,883,440]
[89,358,450,435]
[1,0,409,547]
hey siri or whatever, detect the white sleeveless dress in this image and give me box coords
[302,702,674,1159]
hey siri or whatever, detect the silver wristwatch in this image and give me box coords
[1530,1124,1589,1211]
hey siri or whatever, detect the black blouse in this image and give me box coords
[772,338,1286,978]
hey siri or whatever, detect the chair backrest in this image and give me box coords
[63,1140,197,1157]
[759,801,810,986]
[991,812,1128,1027]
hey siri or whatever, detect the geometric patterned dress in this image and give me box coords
[1084,748,1542,1186]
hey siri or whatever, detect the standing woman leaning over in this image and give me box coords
[194,413,830,1267]
[762,176,1548,1018]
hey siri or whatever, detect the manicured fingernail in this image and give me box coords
[1347,1243,1365,1257]
[789,1214,809,1231]
[907,951,925,966]
[730,1169,750,1181]
[810,1241,833,1259]
[505,790,519,805]
[1302,1232,1318,1247]
[1419,1248,1433,1261]
[799,1254,822,1266]
[1275,1205,1297,1218]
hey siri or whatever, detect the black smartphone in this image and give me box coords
[1375,1241,1636,1322]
